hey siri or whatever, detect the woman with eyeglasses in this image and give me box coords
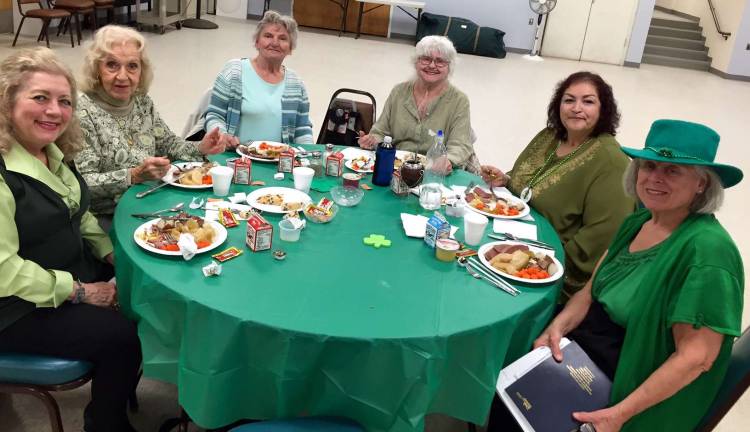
[358,35,478,175]
[74,25,228,230]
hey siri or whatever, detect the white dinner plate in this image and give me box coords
[162,162,213,189]
[236,141,289,162]
[344,155,375,173]
[477,241,563,285]
[246,186,312,214]
[133,218,227,256]
[464,189,531,220]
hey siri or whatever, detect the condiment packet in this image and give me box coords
[361,184,372,191]
[202,261,222,277]
[218,208,239,228]
[251,180,266,186]
[178,233,198,261]
[212,247,243,262]
[274,172,284,180]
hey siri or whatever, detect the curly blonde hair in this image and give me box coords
[0,47,83,160]
[80,25,153,95]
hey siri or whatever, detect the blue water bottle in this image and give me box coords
[372,136,396,186]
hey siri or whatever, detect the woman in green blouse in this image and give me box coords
[0,48,141,432]
[490,119,744,432]
[358,35,479,174]
[481,72,635,297]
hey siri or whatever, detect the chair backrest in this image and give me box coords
[697,327,750,431]
[17,0,42,13]
[317,88,377,147]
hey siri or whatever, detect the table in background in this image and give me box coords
[112,145,563,431]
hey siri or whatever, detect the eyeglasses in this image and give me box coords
[417,56,450,68]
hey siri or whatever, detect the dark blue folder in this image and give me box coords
[505,341,612,432]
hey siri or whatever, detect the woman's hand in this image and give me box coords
[131,156,171,183]
[358,131,378,150]
[480,165,508,187]
[81,282,117,307]
[198,127,227,155]
[219,132,239,150]
[533,320,566,362]
[573,406,628,432]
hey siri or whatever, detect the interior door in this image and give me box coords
[580,0,638,64]
[541,0,593,60]
[293,0,389,37]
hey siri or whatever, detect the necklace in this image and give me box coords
[520,138,591,202]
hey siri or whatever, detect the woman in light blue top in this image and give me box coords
[205,10,314,146]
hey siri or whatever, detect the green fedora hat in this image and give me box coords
[621,119,743,188]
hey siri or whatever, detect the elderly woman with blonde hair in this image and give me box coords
[358,35,478,174]
[0,47,141,432]
[204,10,314,146]
[75,25,228,227]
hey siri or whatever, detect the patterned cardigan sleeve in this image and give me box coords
[143,96,202,161]
[74,100,131,204]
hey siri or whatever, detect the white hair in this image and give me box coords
[253,10,299,51]
[413,35,457,77]
[622,159,724,214]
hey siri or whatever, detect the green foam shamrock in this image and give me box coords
[363,234,392,248]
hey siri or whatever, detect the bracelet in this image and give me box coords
[71,280,85,304]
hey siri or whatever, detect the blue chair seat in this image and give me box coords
[229,417,365,432]
[0,353,92,386]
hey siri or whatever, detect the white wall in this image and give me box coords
[625,0,656,64]
[728,1,750,76]
[389,0,538,51]
[656,0,747,73]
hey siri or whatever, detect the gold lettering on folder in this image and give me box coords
[567,365,595,396]
[515,392,532,411]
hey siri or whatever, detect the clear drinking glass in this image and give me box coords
[419,183,442,210]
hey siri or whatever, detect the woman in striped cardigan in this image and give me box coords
[204,10,314,147]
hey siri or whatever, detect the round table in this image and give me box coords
[112,147,563,431]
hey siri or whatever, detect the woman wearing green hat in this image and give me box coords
[517,119,744,431]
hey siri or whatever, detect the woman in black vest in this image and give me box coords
[0,48,141,432]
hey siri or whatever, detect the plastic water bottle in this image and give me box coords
[419,130,446,210]
[372,136,396,186]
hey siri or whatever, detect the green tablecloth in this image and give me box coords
[112,146,563,431]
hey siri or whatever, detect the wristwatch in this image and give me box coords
[71,280,85,304]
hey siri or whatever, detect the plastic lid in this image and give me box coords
[437,130,444,137]
[383,136,393,144]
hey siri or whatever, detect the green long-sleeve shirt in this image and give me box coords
[0,142,113,307]
[507,128,636,297]
[368,81,473,168]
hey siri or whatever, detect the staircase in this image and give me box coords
[643,16,711,71]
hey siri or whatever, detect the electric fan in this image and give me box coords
[525,0,557,59]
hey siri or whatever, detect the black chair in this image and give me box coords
[697,327,750,431]
[316,88,377,147]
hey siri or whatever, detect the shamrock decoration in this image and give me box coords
[363,234,392,248]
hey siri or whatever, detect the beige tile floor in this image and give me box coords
[1,14,748,432]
